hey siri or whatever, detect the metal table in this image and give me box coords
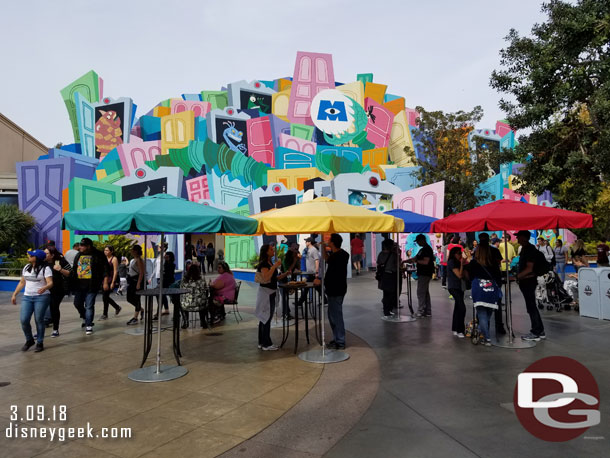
[277,282,320,354]
[136,287,190,369]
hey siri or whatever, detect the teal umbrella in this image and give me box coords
[62,194,258,235]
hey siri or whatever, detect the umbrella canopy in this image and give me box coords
[62,194,259,235]
[430,199,593,232]
[384,209,438,233]
[252,197,404,235]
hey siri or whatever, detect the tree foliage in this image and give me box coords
[0,204,36,254]
[406,106,515,217]
[490,0,610,230]
[92,235,136,259]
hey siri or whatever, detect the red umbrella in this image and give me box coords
[431,199,592,232]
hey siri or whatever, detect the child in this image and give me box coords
[117,257,128,295]
[434,245,444,280]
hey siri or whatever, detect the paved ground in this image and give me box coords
[1,272,609,457]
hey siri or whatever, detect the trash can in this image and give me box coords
[578,268,602,319]
[598,268,610,320]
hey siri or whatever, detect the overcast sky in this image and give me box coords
[0,0,548,147]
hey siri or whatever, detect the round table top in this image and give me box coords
[137,287,190,296]
[278,281,317,290]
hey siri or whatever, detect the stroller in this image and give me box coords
[536,271,573,311]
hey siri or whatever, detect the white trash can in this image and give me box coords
[578,268,602,319]
[598,268,610,320]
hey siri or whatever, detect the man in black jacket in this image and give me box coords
[71,238,109,335]
[377,238,401,317]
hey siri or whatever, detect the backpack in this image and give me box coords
[534,249,552,277]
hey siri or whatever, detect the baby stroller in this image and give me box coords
[536,271,573,311]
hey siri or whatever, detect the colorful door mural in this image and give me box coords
[392,181,445,219]
[117,141,162,176]
[364,98,394,148]
[75,92,96,158]
[161,111,195,154]
[17,158,75,249]
[246,117,275,166]
[287,51,335,125]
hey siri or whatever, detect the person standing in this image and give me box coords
[153,249,174,320]
[468,244,501,346]
[554,239,569,282]
[316,234,349,349]
[570,239,588,271]
[44,247,72,338]
[11,250,53,352]
[596,238,610,267]
[499,234,516,275]
[281,243,300,320]
[407,234,435,317]
[255,244,283,351]
[126,245,145,325]
[376,238,401,317]
[537,237,555,266]
[100,246,121,320]
[196,239,206,274]
[479,233,505,335]
[64,242,80,267]
[516,230,546,341]
[71,238,108,335]
[350,234,364,275]
[297,237,321,309]
[117,257,128,295]
[446,247,467,338]
[206,243,216,273]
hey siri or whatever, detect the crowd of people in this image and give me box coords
[11,231,604,354]
[11,238,230,352]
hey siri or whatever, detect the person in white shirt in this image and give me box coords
[11,250,53,352]
[537,237,555,264]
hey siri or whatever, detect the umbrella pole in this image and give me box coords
[156,233,164,374]
[492,231,535,349]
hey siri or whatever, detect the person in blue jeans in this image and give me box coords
[11,250,53,352]
[71,238,109,335]
[315,234,350,350]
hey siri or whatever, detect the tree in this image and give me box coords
[490,0,610,227]
[92,235,136,259]
[0,205,36,254]
[405,106,515,217]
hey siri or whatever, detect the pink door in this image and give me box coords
[246,117,275,166]
[287,52,335,125]
[279,133,317,156]
[364,98,394,148]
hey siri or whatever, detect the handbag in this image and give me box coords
[473,264,502,302]
[254,271,264,283]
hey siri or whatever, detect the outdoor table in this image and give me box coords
[277,282,321,354]
[137,287,190,368]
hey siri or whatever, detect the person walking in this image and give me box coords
[117,257,128,295]
[350,234,364,275]
[255,244,283,351]
[554,239,569,282]
[11,250,53,352]
[516,230,546,341]
[376,238,401,317]
[316,234,349,349]
[407,234,435,317]
[447,247,467,338]
[126,245,145,325]
[468,243,502,346]
[205,243,215,273]
[71,238,109,335]
[100,245,121,320]
[64,242,80,267]
[44,246,72,338]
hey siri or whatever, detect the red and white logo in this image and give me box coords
[514,356,600,441]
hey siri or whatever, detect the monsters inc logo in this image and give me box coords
[310,89,369,147]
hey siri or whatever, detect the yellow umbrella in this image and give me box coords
[251,197,404,235]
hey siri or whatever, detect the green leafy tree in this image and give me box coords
[490,0,610,229]
[92,235,136,259]
[0,205,36,254]
[406,106,515,216]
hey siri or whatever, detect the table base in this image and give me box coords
[298,348,350,364]
[381,315,417,323]
[491,335,537,349]
[128,365,188,383]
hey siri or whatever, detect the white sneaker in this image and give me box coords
[85,326,93,335]
[457,333,465,338]
[257,344,262,349]
[262,345,279,351]
[452,331,458,336]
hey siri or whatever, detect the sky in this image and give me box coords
[0,0,549,147]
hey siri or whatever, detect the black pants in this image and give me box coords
[206,256,214,272]
[126,276,142,313]
[102,288,121,316]
[519,279,544,336]
[258,293,276,347]
[449,288,465,333]
[50,291,65,331]
[154,278,170,313]
[197,256,206,273]
[382,289,397,316]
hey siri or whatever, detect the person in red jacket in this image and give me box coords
[350,234,364,275]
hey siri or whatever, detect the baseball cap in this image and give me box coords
[27,249,47,262]
[305,237,314,243]
[79,238,93,246]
